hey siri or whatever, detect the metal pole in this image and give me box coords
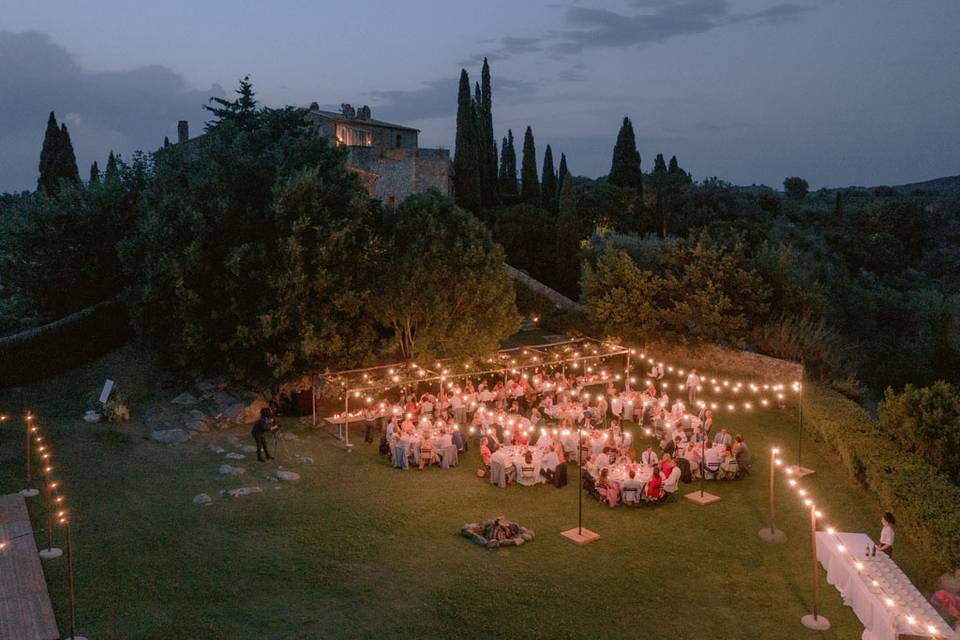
[769,449,777,535]
[66,521,76,638]
[625,353,631,392]
[578,421,583,535]
[344,395,350,447]
[311,374,317,427]
[797,370,804,469]
[44,469,54,551]
[25,415,31,487]
[700,432,705,498]
[810,503,820,621]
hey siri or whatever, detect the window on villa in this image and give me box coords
[336,124,373,147]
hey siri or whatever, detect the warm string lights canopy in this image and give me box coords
[770,446,949,638]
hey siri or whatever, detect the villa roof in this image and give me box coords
[308,109,419,133]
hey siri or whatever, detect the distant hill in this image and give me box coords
[889,175,960,196]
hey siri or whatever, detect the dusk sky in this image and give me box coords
[2,0,958,193]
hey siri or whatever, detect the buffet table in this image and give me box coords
[815,531,955,640]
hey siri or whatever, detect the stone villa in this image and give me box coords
[175,103,451,205]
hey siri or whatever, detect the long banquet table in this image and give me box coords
[816,531,956,640]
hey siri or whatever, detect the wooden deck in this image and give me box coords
[0,494,59,640]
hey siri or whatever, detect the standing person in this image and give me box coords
[686,369,701,405]
[251,408,274,463]
[878,512,896,557]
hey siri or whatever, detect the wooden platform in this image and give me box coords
[0,494,59,640]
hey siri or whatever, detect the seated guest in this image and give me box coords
[703,440,721,478]
[621,469,645,502]
[658,389,670,409]
[719,447,738,479]
[535,428,553,449]
[641,446,659,467]
[684,442,701,479]
[703,410,714,434]
[662,434,680,458]
[733,434,751,472]
[511,429,529,446]
[660,452,676,478]
[714,427,732,450]
[436,430,453,449]
[646,467,663,501]
[594,447,611,470]
[480,437,492,468]
[878,512,896,557]
[662,464,681,496]
[530,407,542,425]
[692,425,704,444]
[596,468,619,507]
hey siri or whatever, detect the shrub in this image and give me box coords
[805,384,960,578]
[878,382,960,485]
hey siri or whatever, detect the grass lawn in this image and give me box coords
[0,344,934,639]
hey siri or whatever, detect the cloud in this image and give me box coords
[552,1,811,54]
[0,31,222,193]
[460,36,543,66]
[363,76,538,124]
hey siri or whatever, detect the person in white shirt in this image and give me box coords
[436,430,453,449]
[878,512,896,557]
[594,448,611,469]
[686,370,701,404]
[713,428,732,450]
[536,429,553,449]
[610,395,622,420]
[641,447,659,467]
[703,440,721,478]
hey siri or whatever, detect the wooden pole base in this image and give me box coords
[39,547,62,560]
[684,491,721,506]
[18,488,39,498]
[758,528,787,543]
[800,614,830,631]
[560,528,600,545]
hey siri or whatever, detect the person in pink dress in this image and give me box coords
[596,468,620,507]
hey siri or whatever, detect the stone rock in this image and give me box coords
[275,471,300,482]
[208,444,226,454]
[225,435,241,446]
[218,464,246,476]
[182,409,210,433]
[171,392,199,406]
[225,452,245,460]
[83,410,102,423]
[281,432,299,441]
[150,429,191,445]
[223,398,268,425]
[212,391,239,412]
[195,376,227,393]
[193,493,212,506]
[223,486,262,498]
[240,445,257,454]
[300,456,315,465]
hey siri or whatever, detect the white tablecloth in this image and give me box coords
[816,532,955,640]
[490,446,545,486]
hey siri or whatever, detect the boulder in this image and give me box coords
[150,429,191,445]
[212,391,239,413]
[275,470,300,482]
[223,486,262,498]
[225,435,241,446]
[182,409,210,433]
[83,410,103,423]
[195,376,227,393]
[208,444,226,454]
[281,432,299,441]
[171,392,199,406]
[240,445,257,454]
[224,398,268,425]
[193,493,213,506]
[225,452,245,460]
[218,464,246,476]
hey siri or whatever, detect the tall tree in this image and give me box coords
[651,153,669,237]
[834,191,843,217]
[37,112,80,194]
[520,126,540,205]
[479,58,499,207]
[163,136,171,148]
[498,130,518,196]
[104,151,120,183]
[453,69,482,211]
[557,152,569,194]
[89,161,100,184]
[555,177,581,296]
[541,145,557,213]
[609,116,643,195]
[204,75,259,131]
[59,123,79,183]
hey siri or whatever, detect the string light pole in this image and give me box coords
[59,511,88,640]
[20,413,40,498]
[561,402,600,545]
[759,447,787,542]
[685,419,720,506]
[788,370,815,478]
[801,501,831,630]
[37,432,62,560]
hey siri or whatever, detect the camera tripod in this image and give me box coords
[269,426,292,460]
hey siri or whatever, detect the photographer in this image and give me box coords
[251,407,275,462]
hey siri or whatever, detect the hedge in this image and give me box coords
[0,298,130,388]
[804,383,960,578]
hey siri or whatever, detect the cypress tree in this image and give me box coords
[104,151,120,183]
[499,131,518,196]
[609,116,643,195]
[163,135,171,148]
[834,191,843,217]
[555,177,580,296]
[89,161,100,184]
[37,111,61,193]
[668,155,681,174]
[541,145,557,213]
[652,153,668,237]
[520,126,540,205]
[557,152,569,194]
[453,69,482,211]
[59,123,80,184]
[479,58,499,206]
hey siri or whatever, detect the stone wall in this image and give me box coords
[637,340,804,384]
[346,147,451,203]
